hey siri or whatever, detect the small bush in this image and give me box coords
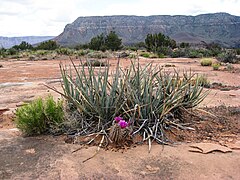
[194,75,210,87]
[0,64,3,68]
[118,52,129,58]
[36,40,59,50]
[212,63,220,70]
[171,48,186,58]
[7,48,18,56]
[140,52,161,58]
[129,53,137,59]
[87,51,109,59]
[149,54,158,58]
[217,50,238,63]
[188,50,203,58]
[15,95,64,136]
[140,52,150,58]
[77,50,89,56]
[170,48,219,58]
[34,50,49,56]
[200,58,213,66]
[56,48,74,55]
[158,53,165,58]
[226,63,234,71]
[84,60,107,67]
[236,48,240,55]
[28,55,36,61]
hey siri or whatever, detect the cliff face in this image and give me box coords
[55,13,240,47]
[0,36,54,48]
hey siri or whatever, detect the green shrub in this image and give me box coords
[44,96,64,125]
[129,54,137,59]
[212,63,220,70]
[171,48,219,58]
[56,48,73,55]
[200,58,213,66]
[179,42,190,48]
[36,40,59,50]
[158,53,165,58]
[87,51,109,59]
[7,48,18,55]
[15,95,64,136]
[126,46,137,51]
[88,31,122,51]
[83,60,107,67]
[217,51,238,63]
[12,41,33,50]
[171,48,186,58]
[140,52,161,58]
[145,33,176,53]
[140,52,150,58]
[149,54,158,58]
[34,50,49,56]
[188,50,203,58]
[226,63,234,71]
[0,48,7,56]
[77,50,89,56]
[194,75,210,87]
[28,55,36,61]
[236,48,240,55]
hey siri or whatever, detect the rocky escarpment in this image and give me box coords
[55,13,240,48]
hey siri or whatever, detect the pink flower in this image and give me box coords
[114,116,124,123]
[118,120,128,129]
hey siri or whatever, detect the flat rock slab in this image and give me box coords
[189,143,232,154]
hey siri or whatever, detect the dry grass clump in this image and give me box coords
[200,58,213,66]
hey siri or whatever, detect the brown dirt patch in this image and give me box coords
[167,106,240,145]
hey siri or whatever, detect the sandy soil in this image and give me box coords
[0,135,240,180]
[0,56,240,179]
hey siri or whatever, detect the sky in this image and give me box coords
[0,0,240,37]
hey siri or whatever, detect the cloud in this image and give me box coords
[0,0,240,37]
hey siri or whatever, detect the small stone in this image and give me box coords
[25,148,35,154]
[146,165,160,172]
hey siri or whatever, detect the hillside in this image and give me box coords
[55,13,240,47]
[0,36,54,48]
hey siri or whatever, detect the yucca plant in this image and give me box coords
[56,57,209,147]
[58,59,126,133]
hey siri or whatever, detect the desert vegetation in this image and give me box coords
[15,95,64,136]
[212,62,221,70]
[1,31,239,147]
[1,31,240,66]
[200,58,213,66]
[13,55,210,152]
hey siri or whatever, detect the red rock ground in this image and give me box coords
[0,56,240,179]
